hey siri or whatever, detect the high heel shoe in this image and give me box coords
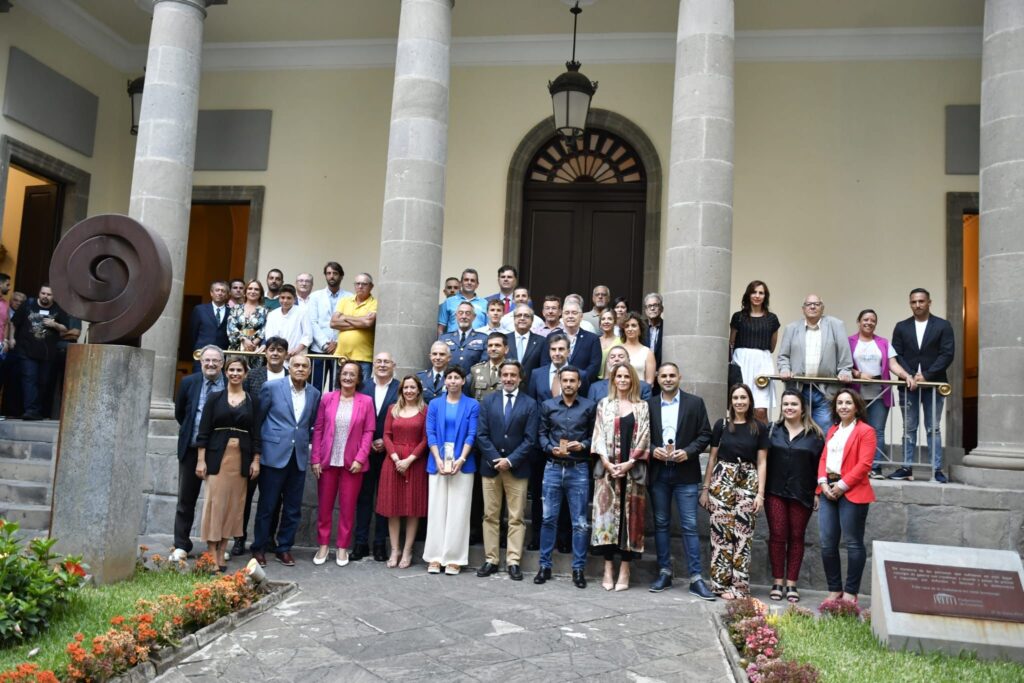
[602,571,614,591]
[614,570,630,592]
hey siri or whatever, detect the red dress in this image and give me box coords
[376,408,428,518]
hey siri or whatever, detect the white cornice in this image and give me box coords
[16,1,982,74]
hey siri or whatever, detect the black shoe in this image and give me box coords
[469,534,483,546]
[868,466,884,480]
[887,467,914,481]
[508,564,523,581]
[572,569,587,589]
[476,561,498,577]
[533,567,552,584]
[372,543,388,562]
[350,543,370,561]
[649,573,672,593]
[556,541,571,554]
[231,539,246,556]
[526,539,540,552]
[689,578,716,601]
[20,413,42,421]
[933,470,949,484]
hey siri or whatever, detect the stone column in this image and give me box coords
[662,0,734,419]
[131,0,223,416]
[374,0,452,378]
[964,0,1024,473]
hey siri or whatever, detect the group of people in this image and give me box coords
[172,262,951,604]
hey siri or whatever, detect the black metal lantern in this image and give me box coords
[127,75,145,136]
[549,1,597,141]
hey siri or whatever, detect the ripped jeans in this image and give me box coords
[539,460,590,570]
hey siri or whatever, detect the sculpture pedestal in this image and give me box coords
[50,344,154,584]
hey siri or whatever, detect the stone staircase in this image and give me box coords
[0,419,58,539]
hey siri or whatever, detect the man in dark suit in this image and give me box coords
[252,353,321,567]
[189,280,231,361]
[439,301,487,372]
[475,361,538,581]
[506,304,546,388]
[354,351,399,561]
[542,299,601,382]
[170,345,225,561]
[646,362,715,599]
[416,341,451,403]
[888,288,955,483]
[643,292,665,368]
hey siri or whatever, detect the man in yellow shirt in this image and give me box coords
[331,273,377,381]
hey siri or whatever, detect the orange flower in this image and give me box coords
[110,615,125,626]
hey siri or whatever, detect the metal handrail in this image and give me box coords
[191,348,346,362]
[755,374,952,397]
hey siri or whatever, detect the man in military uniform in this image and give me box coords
[469,333,508,400]
[439,301,487,372]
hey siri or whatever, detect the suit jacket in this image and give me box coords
[416,368,448,404]
[476,390,538,479]
[644,320,664,368]
[526,365,590,403]
[818,420,876,504]
[890,315,954,382]
[587,379,653,403]
[647,391,712,485]
[258,378,321,470]
[438,329,488,372]
[542,329,602,382]
[505,331,546,384]
[195,390,262,476]
[776,315,853,397]
[190,302,230,351]
[360,377,400,440]
[425,394,479,474]
[311,391,376,468]
[174,372,224,461]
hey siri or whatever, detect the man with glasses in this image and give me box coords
[777,294,853,435]
[643,292,665,367]
[506,304,546,387]
[354,351,400,561]
[294,273,315,307]
[583,285,611,331]
[171,345,225,561]
[331,273,377,381]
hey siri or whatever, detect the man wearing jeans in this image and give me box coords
[888,288,955,483]
[777,294,853,435]
[534,365,595,589]
[646,363,715,599]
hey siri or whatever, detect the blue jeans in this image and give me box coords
[863,396,889,465]
[801,385,833,436]
[253,451,306,553]
[18,353,52,417]
[649,469,702,578]
[901,387,944,471]
[539,461,590,570]
[818,495,869,594]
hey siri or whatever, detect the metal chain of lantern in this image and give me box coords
[548,1,598,143]
[127,74,145,136]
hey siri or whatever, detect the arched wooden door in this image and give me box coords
[519,129,647,306]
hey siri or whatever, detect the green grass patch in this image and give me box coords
[0,570,213,676]
[777,613,1024,683]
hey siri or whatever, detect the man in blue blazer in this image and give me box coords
[475,361,538,581]
[505,304,546,388]
[888,288,955,483]
[354,351,400,561]
[171,345,225,561]
[541,300,601,383]
[189,281,231,358]
[252,353,321,567]
[417,341,452,403]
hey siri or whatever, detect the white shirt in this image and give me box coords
[548,363,565,395]
[290,382,307,423]
[308,286,353,352]
[295,295,312,307]
[267,368,286,383]
[264,306,312,354]
[826,419,856,476]
[512,332,531,360]
[500,311,544,333]
[804,322,822,376]
[914,318,928,373]
[660,393,680,445]
[504,388,519,412]
[374,379,392,413]
[475,323,512,335]
[212,303,226,325]
[853,338,897,397]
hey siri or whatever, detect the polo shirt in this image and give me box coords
[335,295,377,362]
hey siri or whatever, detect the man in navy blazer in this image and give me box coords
[354,351,400,561]
[416,341,451,403]
[888,288,955,483]
[189,281,231,357]
[475,361,538,581]
[506,304,546,388]
[541,299,601,382]
[252,353,321,567]
[643,293,665,368]
[171,345,225,560]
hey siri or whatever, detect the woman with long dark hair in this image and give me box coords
[699,383,768,599]
[227,279,268,366]
[729,280,780,423]
[620,312,656,385]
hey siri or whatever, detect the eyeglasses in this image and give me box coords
[373,359,393,365]
[645,303,661,309]
[803,302,823,308]
[354,282,372,287]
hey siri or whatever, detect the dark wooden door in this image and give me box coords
[15,184,62,297]
[521,186,645,306]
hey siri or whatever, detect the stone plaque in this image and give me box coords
[885,561,1024,623]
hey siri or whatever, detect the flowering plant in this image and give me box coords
[818,598,862,619]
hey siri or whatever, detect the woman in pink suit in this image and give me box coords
[311,361,376,567]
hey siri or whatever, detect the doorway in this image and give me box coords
[1,164,62,298]
[945,192,979,458]
[961,212,979,452]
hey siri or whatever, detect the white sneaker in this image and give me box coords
[313,547,329,565]
[223,551,231,562]
[169,548,188,562]
[336,548,350,567]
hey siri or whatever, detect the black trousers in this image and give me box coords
[239,475,281,545]
[174,448,203,553]
[354,450,388,546]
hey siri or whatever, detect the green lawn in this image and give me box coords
[0,569,213,676]
[778,613,1024,683]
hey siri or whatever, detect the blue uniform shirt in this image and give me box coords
[437,294,488,332]
[438,329,488,372]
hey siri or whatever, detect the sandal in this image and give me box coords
[398,553,413,569]
[786,586,801,603]
[386,551,400,569]
[720,590,737,601]
[769,584,784,601]
[427,562,442,574]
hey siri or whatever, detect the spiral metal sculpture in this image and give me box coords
[48,214,172,346]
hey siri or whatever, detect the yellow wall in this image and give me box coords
[0,166,54,292]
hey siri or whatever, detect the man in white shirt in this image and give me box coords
[475,299,512,335]
[263,285,311,360]
[307,261,352,390]
[294,273,315,307]
[499,287,544,332]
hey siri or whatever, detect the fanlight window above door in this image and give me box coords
[528,129,645,185]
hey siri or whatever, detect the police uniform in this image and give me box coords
[469,361,503,401]
[439,329,487,372]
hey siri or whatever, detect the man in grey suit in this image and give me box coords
[251,353,321,567]
[777,293,852,434]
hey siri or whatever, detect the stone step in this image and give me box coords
[11,528,49,542]
[146,435,178,457]
[0,457,53,484]
[0,478,50,505]
[0,439,56,461]
[0,420,59,443]
[0,502,51,531]
[148,418,179,438]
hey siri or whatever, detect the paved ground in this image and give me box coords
[152,549,737,683]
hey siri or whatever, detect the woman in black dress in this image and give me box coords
[729,280,780,423]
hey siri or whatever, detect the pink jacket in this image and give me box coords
[311,391,375,468]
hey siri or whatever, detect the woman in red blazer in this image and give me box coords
[817,388,876,604]
[311,361,376,567]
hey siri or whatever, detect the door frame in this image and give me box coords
[0,136,90,245]
[190,185,265,281]
[505,109,662,295]
[945,191,979,461]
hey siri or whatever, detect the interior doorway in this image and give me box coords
[961,212,979,452]
[1,164,62,298]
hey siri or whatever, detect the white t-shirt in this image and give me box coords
[826,419,857,476]
[914,318,928,373]
[854,339,897,398]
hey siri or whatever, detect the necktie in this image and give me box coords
[503,297,511,314]
[504,393,514,424]
[433,373,441,391]
[550,369,561,397]
[460,331,466,346]
[517,335,526,360]
[215,306,223,324]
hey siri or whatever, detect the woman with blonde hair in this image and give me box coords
[591,362,650,591]
[597,309,622,379]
